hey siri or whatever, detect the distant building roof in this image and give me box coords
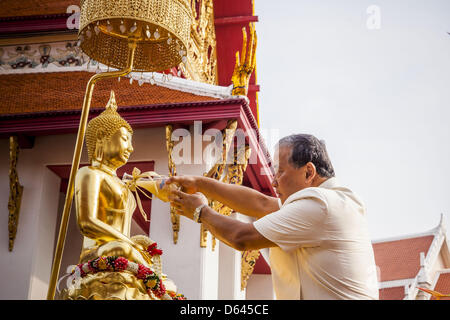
[372,215,450,300]
[431,270,450,300]
[379,286,404,300]
[373,235,434,282]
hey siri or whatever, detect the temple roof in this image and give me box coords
[0,0,74,18]
[0,71,220,116]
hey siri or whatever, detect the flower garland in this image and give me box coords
[146,242,163,256]
[71,243,186,300]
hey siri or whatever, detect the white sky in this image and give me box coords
[254,0,450,240]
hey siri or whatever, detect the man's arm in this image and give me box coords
[200,206,277,251]
[167,175,279,219]
[169,190,277,251]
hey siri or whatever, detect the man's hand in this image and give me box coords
[169,189,209,221]
[166,175,200,194]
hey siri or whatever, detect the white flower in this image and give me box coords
[127,262,139,274]
[82,264,90,274]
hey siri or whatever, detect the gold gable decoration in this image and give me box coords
[179,0,218,84]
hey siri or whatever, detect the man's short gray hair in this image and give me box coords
[277,134,335,178]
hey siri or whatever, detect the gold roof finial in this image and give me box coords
[231,23,257,96]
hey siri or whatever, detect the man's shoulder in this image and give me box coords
[284,187,329,207]
[317,179,367,213]
[284,178,363,209]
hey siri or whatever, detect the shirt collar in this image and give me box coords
[318,177,338,189]
[281,177,338,206]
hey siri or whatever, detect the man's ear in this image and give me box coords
[305,162,317,181]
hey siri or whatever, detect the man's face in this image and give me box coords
[103,126,134,168]
[272,145,310,204]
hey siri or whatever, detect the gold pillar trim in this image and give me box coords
[8,136,23,252]
[200,223,209,248]
[200,120,238,248]
[212,144,261,292]
[241,250,260,291]
[211,145,251,251]
[166,124,180,244]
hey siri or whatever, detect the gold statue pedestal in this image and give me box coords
[62,235,180,300]
[64,270,151,300]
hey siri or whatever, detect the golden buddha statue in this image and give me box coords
[63,91,183,300]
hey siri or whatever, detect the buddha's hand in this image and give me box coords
[166,175,199,194]
[132,242,145,253]
[169,190,208,220]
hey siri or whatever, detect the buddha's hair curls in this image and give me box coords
[85,92,133,162]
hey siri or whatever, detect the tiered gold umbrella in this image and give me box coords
[47,0,192,300]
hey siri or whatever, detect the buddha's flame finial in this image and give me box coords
[106,90,118,112]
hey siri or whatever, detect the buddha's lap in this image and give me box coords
[79,240,150,267]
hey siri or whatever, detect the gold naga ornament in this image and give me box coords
[231,23,257,96]
[48,0,192,300]
[62,91,184,300]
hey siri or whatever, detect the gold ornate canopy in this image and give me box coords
[78,0,192,72]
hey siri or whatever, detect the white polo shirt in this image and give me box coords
[253,178,379,300]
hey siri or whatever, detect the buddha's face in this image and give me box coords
[101,126,134,168]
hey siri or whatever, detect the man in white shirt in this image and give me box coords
[168,134,379,300]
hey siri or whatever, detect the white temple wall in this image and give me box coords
[28,168,60,299]
[246,274,275,300]
[218,238,246,299]
[0,138,35,299]
[0,134,80,299]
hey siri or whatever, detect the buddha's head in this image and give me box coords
[86,91,134,169]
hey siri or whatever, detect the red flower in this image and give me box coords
[153,281,166,298]
[173,294,187,300]
[114,257,128,271]
[146,243,163,256]
[136,264,153,279]
[87,259,97,273]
